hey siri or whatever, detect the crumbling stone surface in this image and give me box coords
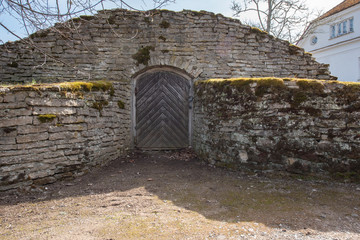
[193,78,360,176]
[0,9,332,84]
[0,82,131,191]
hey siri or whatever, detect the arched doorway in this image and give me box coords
[133,69,192,150]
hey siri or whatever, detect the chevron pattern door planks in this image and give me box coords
[135,71,190,149]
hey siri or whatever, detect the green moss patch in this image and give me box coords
[1,80,114,96]
[249,27,267,35]
[289,44,302,55]
[158,36,166,41]
[333,172,360,183]
[117,100,125,109]
[91,100,109,116]
[29,30,49,39]
[7,62,18,68]
[296,79,324,94]
[159,20,170,28]
[58,80,113,93]
[107,15,116,24]
[254,78,286,97]
[340,84,360,102]
[144,17,151,24]
[291,91,308,107]
[38,114,57,123]
[132,46,155,66]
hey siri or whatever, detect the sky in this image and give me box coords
[0,0,343,43]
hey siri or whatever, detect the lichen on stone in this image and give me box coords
[38,114,57,123]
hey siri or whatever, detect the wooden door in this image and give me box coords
[135,71,190,149]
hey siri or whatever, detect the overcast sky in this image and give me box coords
[0,0,342,43]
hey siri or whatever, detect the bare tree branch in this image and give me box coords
[231,0,312,43]
[0,0,175,42]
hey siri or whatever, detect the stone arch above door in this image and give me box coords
[132,67,193,150]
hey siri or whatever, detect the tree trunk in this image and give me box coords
[267,0,272,33]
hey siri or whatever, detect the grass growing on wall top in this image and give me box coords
[0,80,114,94]
[195,77,360,100]
[198,77,360,85]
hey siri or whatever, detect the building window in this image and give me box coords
[331,25,336,38]
[330,17,354,39]
[311,36,318,45]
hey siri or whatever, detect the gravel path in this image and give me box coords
[1,150,359,239]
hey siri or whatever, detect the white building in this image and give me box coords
[298,0,360,82]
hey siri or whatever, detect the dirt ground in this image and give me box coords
[0,150,360,240]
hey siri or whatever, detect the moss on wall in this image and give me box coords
[117,100,125,109]
[38,114,57,123]
[194,77,360,176]
[132,46,155,66]
[91,100,109,115]
[159,20,170,28]
[1,80,114,95]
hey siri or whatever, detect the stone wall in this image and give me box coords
[0,81,131,191]
[0,9,333,84]
[193,78,360,176]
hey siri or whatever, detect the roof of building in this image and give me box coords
[318,0,360,20]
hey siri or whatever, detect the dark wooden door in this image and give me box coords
[135,71,190,149]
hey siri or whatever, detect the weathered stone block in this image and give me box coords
[32,107,77,115]
[0,116,33,128]
[17,132,49,143]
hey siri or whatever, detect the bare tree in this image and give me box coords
[0,0,175,82]
[0,0,174,43]
[231,0,314,43]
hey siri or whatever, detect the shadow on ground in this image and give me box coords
[1,150,360,237]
